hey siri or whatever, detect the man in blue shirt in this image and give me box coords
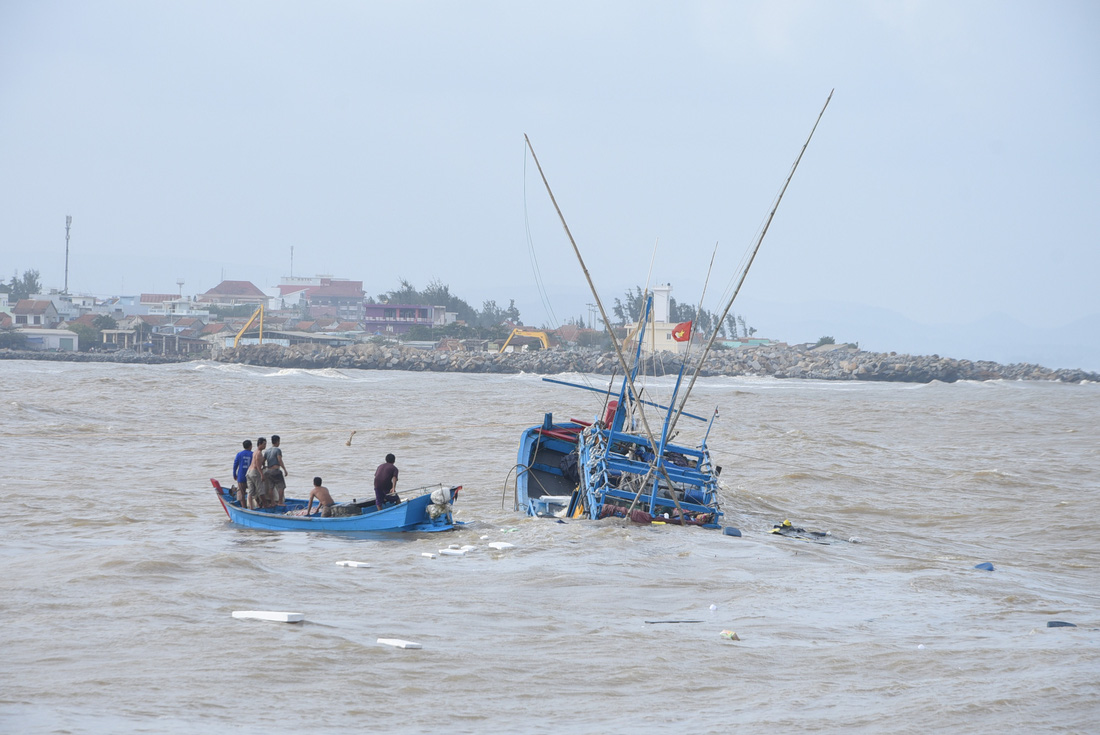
[232,439,253,506]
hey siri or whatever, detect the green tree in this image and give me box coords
[0,329,27,349]
[381,278,479,324]
[478,300,504,327]
[8,269,41,301]
[725,314,739,338]
[67,323,99,351]
[93,314,118,331]
[814,336,836,347]
[214,303,261,319]
[612,287,645,326]
[404,325,434,341]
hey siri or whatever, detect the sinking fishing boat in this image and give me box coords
[211,479,461,532]
[515,92,831,528]
[515,298,725,527]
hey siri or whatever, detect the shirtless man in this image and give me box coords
[304,477,335,517]
[263,434,288,505]
[247,437,267,509]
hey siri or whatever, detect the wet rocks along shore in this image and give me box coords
[211,342,1097,383]
[4,343,1095,383]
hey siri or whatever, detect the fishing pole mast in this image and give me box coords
[667,89,833,436]
[524,135,691,518]
[523,135,649,422]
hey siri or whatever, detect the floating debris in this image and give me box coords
[719,630,740,641]
[335,560,370,568]
[377,638,421,649]
[232,611,303,623]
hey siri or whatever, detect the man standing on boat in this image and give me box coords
[373,453,401,508]
[247,437,267,509]
[263,434,288,506]
[232,439,252,506]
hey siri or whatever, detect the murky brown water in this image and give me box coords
[2,360,1097,734]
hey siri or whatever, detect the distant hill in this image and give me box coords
[742,299,1099,373]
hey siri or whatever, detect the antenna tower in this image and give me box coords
[64,215,72,294]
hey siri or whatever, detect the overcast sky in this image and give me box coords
[2,1,1097,364]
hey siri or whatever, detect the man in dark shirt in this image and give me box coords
[373,453,401,508]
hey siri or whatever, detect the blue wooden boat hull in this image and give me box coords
[515,412,724,528]
[212,480,459,533]
[516,421,586,517]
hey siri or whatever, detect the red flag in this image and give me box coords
[672,321,692,342]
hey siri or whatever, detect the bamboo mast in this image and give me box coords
[666,90,833,438]
[524,135,690,520]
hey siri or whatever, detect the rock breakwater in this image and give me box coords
[213,342,1099,383]
[0,348,190,365]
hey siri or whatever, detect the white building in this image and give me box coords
[18,328,79,351]
[624,284,698,355]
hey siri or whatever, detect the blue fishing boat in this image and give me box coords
[211,479,461,532]
[517,97,831,529]
[514,298,725,528]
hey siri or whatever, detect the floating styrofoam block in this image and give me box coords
[488,542,515,550]
[480,535,489,540]
[232,610,304,623]
[439,548,467,556]
[335,560,370,568]
[421,552,438,559]
[460,545,477,552]
[377,638,422,649]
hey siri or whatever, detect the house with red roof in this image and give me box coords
[277,276,364,321]
[12,299,60,328]
[61,313,100,330]
[197,280,267,307]
[140,293,178,308]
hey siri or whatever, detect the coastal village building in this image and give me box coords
[12,299,60,328]
[198,280,267,307]
[147,297,211,317]
[140,294,177,311]
[363,303,448,335]
[622,284,697,355]
[276,276,365,322]
[33,292,100,321]
[18,328,79,351]
[140,293,210,317]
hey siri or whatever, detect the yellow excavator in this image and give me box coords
[233,304,265,348]
[498,328,551,353]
